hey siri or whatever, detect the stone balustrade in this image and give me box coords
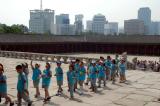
[0,50,97,65]
[0,50,134,69]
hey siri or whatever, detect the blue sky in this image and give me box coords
[0,0,159,28]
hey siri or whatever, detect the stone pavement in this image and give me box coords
[0,57,160,106]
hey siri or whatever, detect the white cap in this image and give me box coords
[91,60,96,64]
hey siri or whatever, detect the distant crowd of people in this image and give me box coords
[0,54,127,106]
[132,57,160,72]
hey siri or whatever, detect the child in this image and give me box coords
[0,64,14,106]
[115,54,120,77]
[67,65,76,99]
[31,61,41,98]
[42,63,52,102]
[74,59,80,91]
[110,60,116,84]
[22,63,29,96]
[78,62,86,95]
[119,59,126,83]
[105,56,112,80]
[55,61,63,95]
[90,60,97,92]
[85,59,92,86]
[16,65,32,106]
[97,61,106,88]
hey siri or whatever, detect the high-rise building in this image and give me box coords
[29,9,54,34]
[124,19,145,35]
[151,22,160,35]
[86,20,92,32]
[91,14,107,34]
[51,14,75,35]
[56,14,70,25]
[104,22,118,35]
[138,7,151,35]
[74,14,84,35]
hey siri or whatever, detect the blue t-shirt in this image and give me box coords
[42,69,52,87]
[74,63,80,72]
[110,64,116,74]
[105,60,111,68]
[98,65,106,77]
[78,66,86,81]
[89,66,97,79]
[119,63,126,74]
[55,67,63,81]
[0,74,7,93]
[67,71,76,85]
[32,68,41,81]
[17,73,26,93]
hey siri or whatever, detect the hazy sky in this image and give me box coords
[0,0,160,27]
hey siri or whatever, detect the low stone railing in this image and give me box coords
[0,50,99,64]
[0,50,135,70]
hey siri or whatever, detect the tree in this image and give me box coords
[0,24,28,34]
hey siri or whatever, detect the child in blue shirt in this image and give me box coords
[42,63,52,102]
[0,64,14,106]
[22,63,29,90]
[90,60,98,92]
[115,54,120,77]
[55,61,63,95]
[16,65,32,106]
[67,65,76,99]
[85,59,92,86]
[98,61,106,88]
[31,61,41,98]
[78,62,86,95]
[110,60,116,84]
[74,59,80,91]
[105,56,112,80]
[119,59,126,83]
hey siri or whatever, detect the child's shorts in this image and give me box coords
[33,80,40,88]
[57,80,63,86]
[0,93,7,98]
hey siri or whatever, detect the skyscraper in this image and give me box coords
[92,14,107,34]
[51,14,75,35]
[86,20,92,32]
[124,19,145,35]
[151,22,160,35]
[74,14,84,35]
[138,7,151,35]
[29,9,54,34]
[104,22,118,35]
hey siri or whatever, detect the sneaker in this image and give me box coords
[28,101,32,106]
[98,86,101,88]
[47,97,51,101]
[85,83,88,85]
[10,102,14,106]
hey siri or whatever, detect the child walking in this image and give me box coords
[110,60,116,84]
[90,60,98,92]
[31,61,41,98]
[97,61,106,88]
[119,59,126,83]
[67,65,76,99]
[55,61,63,95]
[16,65,32,106]
[78,62,86,95]
[0,64,14,106]
[42,63,52,102]
[105,56,112,80]
[74,59,80,91]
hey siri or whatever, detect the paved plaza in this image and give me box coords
[0,55,160,106]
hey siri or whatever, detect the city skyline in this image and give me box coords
[0,0,160,28]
